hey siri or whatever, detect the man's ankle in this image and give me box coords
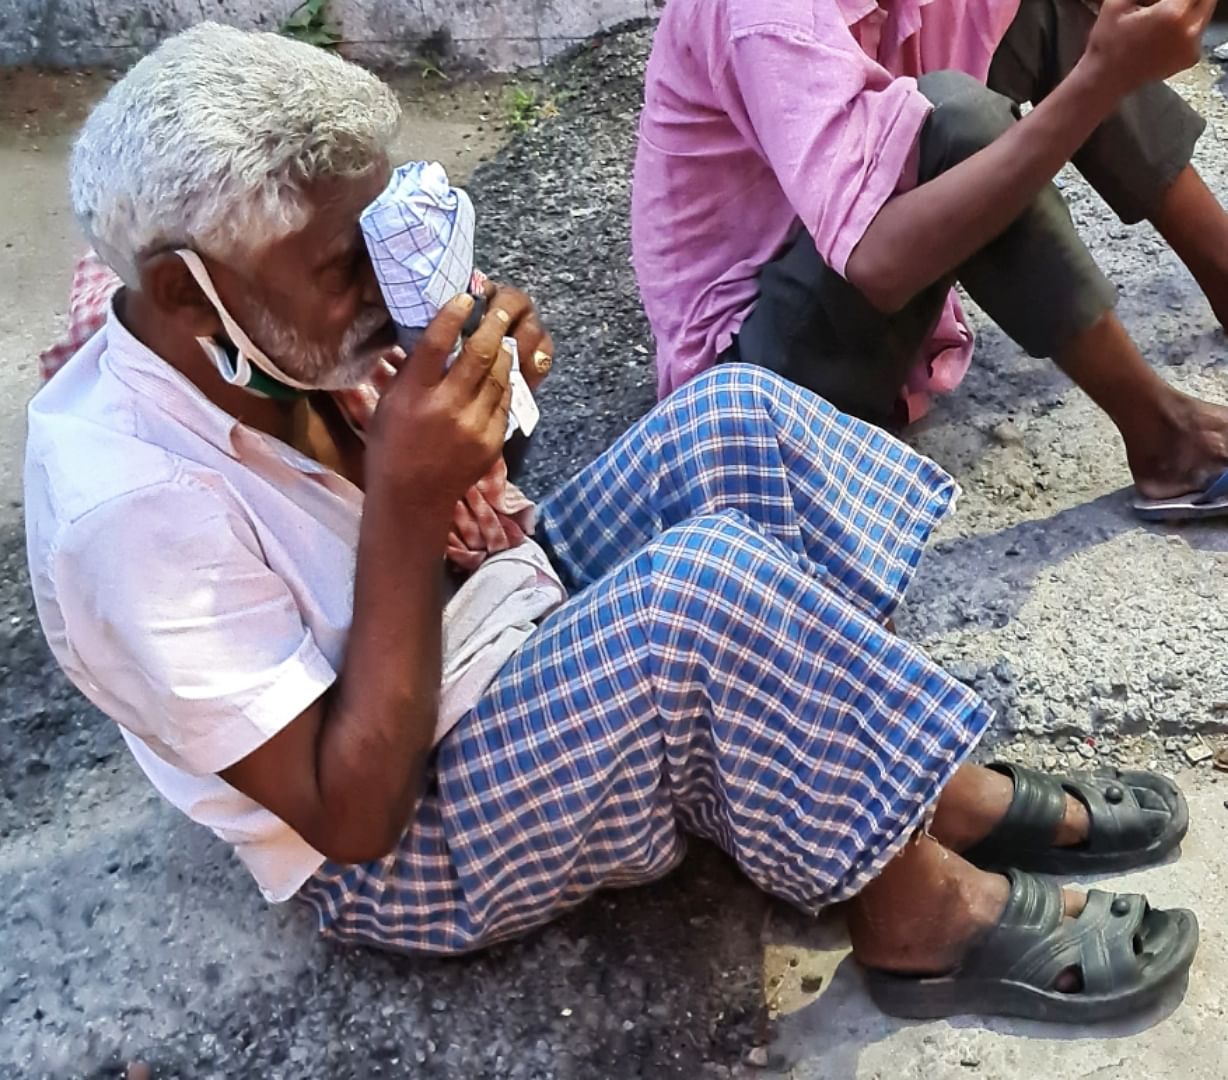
[850,869,1008,975]
[1116,389,1190,465]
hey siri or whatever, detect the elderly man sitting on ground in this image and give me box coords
[26,24,1200,1023]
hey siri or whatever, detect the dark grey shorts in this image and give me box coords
[724,0,1206,428]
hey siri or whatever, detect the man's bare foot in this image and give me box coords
[1052,312,1228,499]
[848,835,1088,989]
[1128,391,1228,501]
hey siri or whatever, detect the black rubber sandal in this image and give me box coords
[963,763,1189,875]
[864,870,1199,1023]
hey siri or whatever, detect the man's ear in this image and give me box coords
[136,251,221,338]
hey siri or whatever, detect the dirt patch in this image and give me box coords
[0,68,117,143]
[0,64,542,182]
[383,69,519,181]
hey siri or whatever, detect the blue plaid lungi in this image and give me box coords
[298,367,993,955]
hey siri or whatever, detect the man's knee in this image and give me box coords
[666,364,787,434]
[917,70,1019,168]
[684,363,783,405]
[652,510,766,586]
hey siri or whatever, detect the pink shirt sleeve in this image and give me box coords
[716,19,933,275]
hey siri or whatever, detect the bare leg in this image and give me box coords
[1053,311,1228,499]
[908,81,1228,498]
[848,832,1086,978]
[1151,166,1228,331]
[929,763,1090,852]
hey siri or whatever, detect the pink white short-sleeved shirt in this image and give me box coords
[632,0,1023,417]
[25,307,565,901]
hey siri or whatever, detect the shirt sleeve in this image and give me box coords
[52,480,337,776]
[716,19,933,275]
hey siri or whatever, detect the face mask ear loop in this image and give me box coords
[175,249,317,393]
[196,335,252,388]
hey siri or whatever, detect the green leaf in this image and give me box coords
[280,0,339,47]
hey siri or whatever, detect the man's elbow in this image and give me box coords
[310,779,421,865]
[844,248,913,315]
[316,817,408,866]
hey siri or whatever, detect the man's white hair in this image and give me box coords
[71,22,401,285]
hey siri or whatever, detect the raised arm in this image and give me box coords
[845,0,1216,311]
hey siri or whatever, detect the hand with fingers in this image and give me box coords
[480,280,555,392]
[1086,0,1216,94]
[439,282,553,571]
[330,281,554,441]
[365,291,518,531]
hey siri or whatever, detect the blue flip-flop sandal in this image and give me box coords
[1134,467,1228,522]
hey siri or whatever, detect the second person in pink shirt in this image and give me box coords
[633,0,1228,521]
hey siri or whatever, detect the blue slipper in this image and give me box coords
[1134,467,1228,522]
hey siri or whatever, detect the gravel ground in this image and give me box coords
[468,33,661,493]
[3,20,1228,1080]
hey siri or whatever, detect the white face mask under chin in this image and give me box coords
[176,249,316,396]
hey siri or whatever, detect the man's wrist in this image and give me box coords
[1067,50,1132,115]
[364,474,454,549]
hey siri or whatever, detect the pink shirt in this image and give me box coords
[632,0,1022,418]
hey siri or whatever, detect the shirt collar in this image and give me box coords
[101,299,334,476]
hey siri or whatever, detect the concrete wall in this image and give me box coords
[0,0,660,70]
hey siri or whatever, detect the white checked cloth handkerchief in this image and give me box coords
[360,161,537,439]
[361,161,476,335]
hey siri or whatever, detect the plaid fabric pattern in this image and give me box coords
[299,367,992,956]
[360,163,477,331]
[38,251,122,382]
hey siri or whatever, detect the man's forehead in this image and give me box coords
[309,166,391,212]
[275,166,393,259]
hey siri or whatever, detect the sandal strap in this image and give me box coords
[1195,467,1228,506]
[967,763,1067,857]
[962,872,1149,995]
[960,869,1064,980]
[1070,769,1159,855]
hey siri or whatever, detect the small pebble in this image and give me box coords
[1185,743,1214,765]
[743,1047,770,1068]
[1077,743,1096,760]
[990,420,1024,447]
